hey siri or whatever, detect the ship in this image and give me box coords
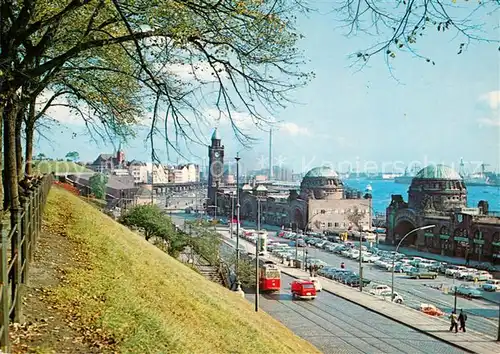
[394,165,420,184]
[459,159,500,187]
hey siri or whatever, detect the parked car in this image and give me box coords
[369,284,392,296]
[457,268,478,279]
[445,265,468,277]
[379,290,404,304]
[407,269,438,279]
[482,279,500,292]
[308,277,322,292]
[454,284,482,298]
[345,276,371,288]
[466,271,493,282]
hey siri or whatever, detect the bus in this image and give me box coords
[259,260,281,292]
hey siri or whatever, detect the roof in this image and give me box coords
[211,128,220,140]
[304,166,339,178]
[256,185,268,192]
[242,184,252,190]
[414,165,462,180]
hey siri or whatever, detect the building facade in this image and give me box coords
[127,160,148,184]
[88,149,126,173]
[386,164,500,263]
[225,166,372,232]
[207,129,224,209]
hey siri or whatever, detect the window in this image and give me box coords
[335,222,339,227]
[328,222,332,227]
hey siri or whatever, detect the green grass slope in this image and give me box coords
[34,160,92,174]
[44,187,320,354]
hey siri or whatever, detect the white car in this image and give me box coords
[379,290,404,304]
[369,284,392,296]
[309,277,322,292]
[466,271,493,282]
[457,268,477,279]
[349,250,360,259]
[445,265,468,277]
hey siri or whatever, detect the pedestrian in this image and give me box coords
[449,311,458,333]
[340,262,345,269]
[458,309,467,332]
[308,265,313,277]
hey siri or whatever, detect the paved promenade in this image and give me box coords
[218,229,500,354]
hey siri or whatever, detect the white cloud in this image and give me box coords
[479,90,500,110]
[477,117,500,127]
[36,90,84,125]
[279,122,311,136]
[166,62,226,82]
[204,108,256,130]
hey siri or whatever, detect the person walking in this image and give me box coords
[340,262,345,269]
[449,311,458,333]
[458,309,467,332]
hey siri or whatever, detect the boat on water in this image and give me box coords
[394,165,420,184]
[459,159,500,187]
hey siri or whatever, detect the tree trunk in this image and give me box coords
[0,104,3,213]
[25,98,36,176]
[3,99,21,213]
[15,108,24,180]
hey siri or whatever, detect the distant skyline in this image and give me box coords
[35,3,500,174]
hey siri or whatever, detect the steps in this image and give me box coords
[198,265,224,285]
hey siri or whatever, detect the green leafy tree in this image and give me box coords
[120,205,188,256]
[89,173,108,200]
[65,151,80,162]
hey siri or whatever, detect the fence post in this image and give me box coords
[0,219,10,352]
[27,190,34,262]
[10,207,22,323]
[20,194,29,284]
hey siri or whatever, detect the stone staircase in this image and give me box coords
[197,265,224,285]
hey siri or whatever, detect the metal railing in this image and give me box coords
[0,174,53,352]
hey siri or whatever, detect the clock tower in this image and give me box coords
[207,128,224,212]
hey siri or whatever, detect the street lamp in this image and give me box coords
[234,154,243,294]
[255,185,267,312]
[391,224,435,299]
[230,191,236,238]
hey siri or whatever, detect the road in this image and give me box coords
[215,228,466,354]
[245,274,466,354]
[170,212,499,338]
[266,231,500,338]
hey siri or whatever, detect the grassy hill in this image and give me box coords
[37,187,319,353]
[33,160,92,174]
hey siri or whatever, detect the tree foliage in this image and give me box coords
[120,204,187,256]
[335,0,499,66]
[0,0,312,221]
[65,151,80,161]
[89,173,108,199]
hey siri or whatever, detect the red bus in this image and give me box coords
[259,260,281,292]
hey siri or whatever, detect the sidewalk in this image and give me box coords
[218,228,500,354]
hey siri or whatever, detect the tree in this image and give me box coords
[0,0,311,220]
[120,205,188,256]
[65,151,80,162]
[89,173,108,200]
[335,1,499,66]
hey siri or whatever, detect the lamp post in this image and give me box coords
[235,154,242,293]
[391,224,435,299]
[255,185,267,312]
[214,180,219,231]
[230,191,236,238]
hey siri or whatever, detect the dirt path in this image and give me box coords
[9,225,101,354]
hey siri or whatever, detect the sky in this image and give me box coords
[35,2,500,175]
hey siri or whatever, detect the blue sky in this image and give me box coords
[36,3,500,175]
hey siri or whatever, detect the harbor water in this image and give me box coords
[344,179,500,214]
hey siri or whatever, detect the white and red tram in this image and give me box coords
[259,260,281,292]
